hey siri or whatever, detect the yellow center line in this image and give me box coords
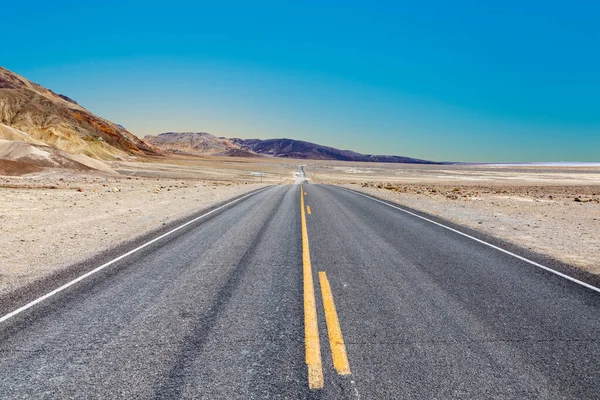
[318,272,351,375]
[307,205,312,215]
[301,185,324,389]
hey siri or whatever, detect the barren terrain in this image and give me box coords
[0,155,296,296]
[0,67,159,159]
[306,162,600,274]
[2,156,599,298]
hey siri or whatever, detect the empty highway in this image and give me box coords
[1,182,600,399]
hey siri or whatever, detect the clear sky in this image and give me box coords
[3,0,599,162]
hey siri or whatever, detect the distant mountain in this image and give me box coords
[145,132,437,164]
[0,66,160,161]
[231,138,436,164]
[143,132,258,157]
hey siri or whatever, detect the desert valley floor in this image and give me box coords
[1,156,599,299]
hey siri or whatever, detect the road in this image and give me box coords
[1,182,600,399]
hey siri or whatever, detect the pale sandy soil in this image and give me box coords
[306,162,600,275]
[111,154,299,183]
[0,155,297,295]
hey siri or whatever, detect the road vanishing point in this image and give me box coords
[2,177,600,399]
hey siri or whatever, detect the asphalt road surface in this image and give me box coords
[2,182,600,399]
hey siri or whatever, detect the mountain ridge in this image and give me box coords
[145,132,438,164]
[143,132,257,157]
[231,137,436,163]
[0,66,161,160]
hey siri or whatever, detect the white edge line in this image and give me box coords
[0,187,271,324]
[343,187,600,294]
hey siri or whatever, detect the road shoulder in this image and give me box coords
[340,184,600,290]
[0,182,271,317]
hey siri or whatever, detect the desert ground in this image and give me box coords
[0,155,295,296]
[1,156,599,299]
[306,161,600,274]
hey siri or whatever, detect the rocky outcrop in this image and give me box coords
[0,139,115,175]
[0,66,161,160]
[144,132,258,157]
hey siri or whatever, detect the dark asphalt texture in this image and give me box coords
[1,183,600,399]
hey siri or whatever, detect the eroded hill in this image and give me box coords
[0,66,160,161]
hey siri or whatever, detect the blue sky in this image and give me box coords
[3,0,599,161]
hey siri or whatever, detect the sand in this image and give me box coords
[0,138,115,174]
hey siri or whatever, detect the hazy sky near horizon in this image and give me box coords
[3,1,599,162]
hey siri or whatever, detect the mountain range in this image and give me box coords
[143,132,255,157]
[145,132,437,164]
[0,66,161,174]
[0,65,438,175]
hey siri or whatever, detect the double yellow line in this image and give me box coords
[300,185,350,390]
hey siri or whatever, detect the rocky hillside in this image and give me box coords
[231,138,436,164]
[146,132,437,163]
[0,66,160,160]
[144,132,258,157]
[0,139,115,176]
